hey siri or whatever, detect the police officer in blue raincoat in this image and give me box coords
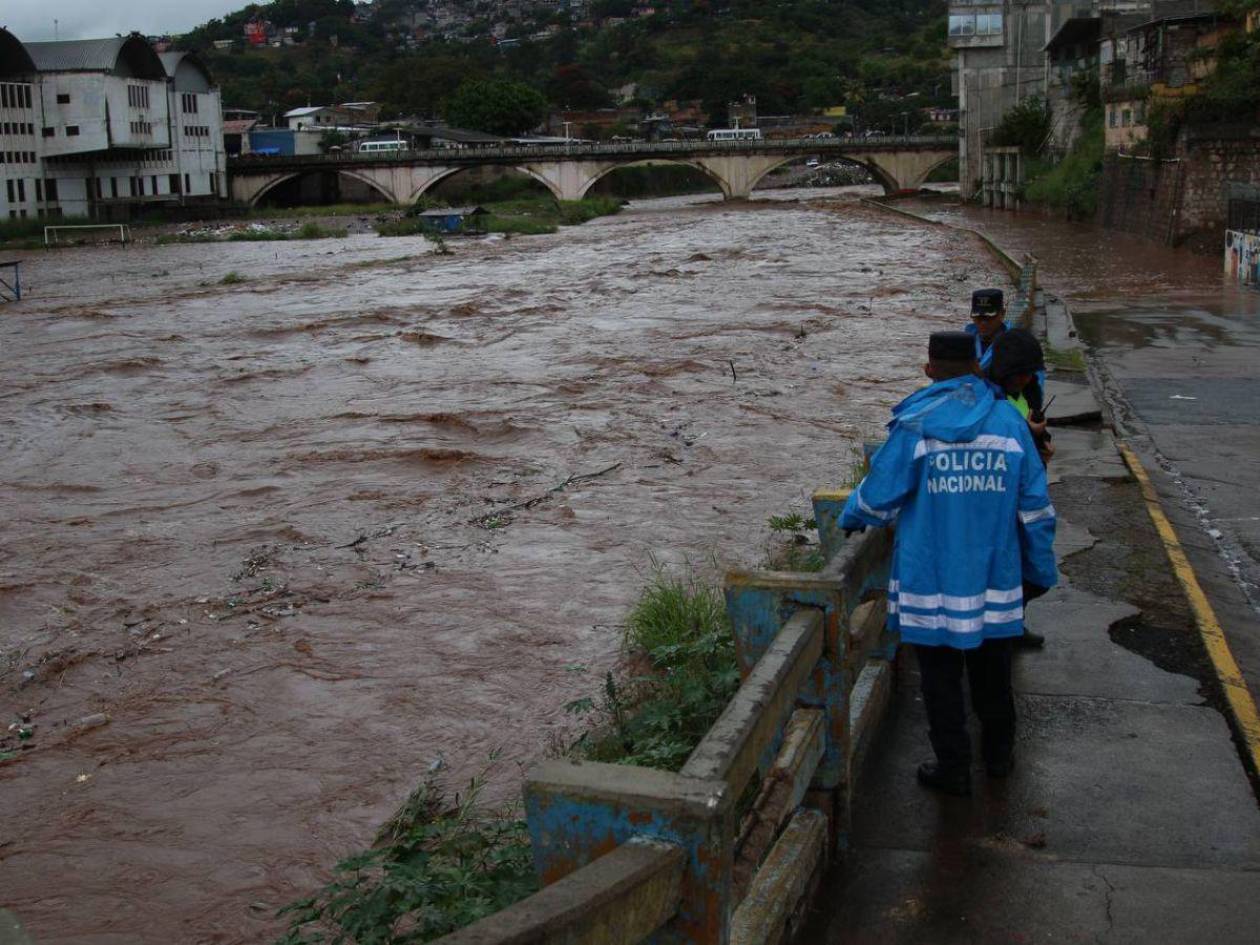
[840,331,1057,796]
[966,288,1009,371]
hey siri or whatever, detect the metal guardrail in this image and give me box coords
[436,488,897,945]
[228,136,957,170]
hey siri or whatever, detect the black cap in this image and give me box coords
[990,328,1045,379]
[971,288,1005,316]
[928,331,976,362]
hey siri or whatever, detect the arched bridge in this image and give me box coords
[228,136,957,206]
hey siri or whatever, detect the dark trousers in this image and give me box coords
[914,638,1015,772]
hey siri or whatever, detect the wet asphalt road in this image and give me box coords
[1075,295,1260,698]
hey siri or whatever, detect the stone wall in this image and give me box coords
[1099,127,1260,251]
[1097,154,1184,244]
[1178,128,1260,249]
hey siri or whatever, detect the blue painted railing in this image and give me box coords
[436,487,898,945]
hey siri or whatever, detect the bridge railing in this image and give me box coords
[434,487,897,945]
[229,136,957,169]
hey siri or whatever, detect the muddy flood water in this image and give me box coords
[0,188,1009,943]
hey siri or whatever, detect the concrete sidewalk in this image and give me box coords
[803,393,1260,944]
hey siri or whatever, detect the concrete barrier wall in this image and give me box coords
[430,489,899,945]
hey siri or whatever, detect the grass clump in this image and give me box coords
[276,766,536,945]
[1044,341,1087,372]
[220,271,246,285]
[765,512,825,572]
[485,214,558,235]
[556,197,623,226]
[226,228,291,242]
[480,196,621,237]
[376,217,430,237]
[570,563,740,772]
[295,221,349,239]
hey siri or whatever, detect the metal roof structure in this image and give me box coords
[158,50,214,90]
[284,106,331,118]
[24,33,166,79]
[223,118,260,135]
[0,28,36,77]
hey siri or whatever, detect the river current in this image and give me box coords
[0,187,1067,942]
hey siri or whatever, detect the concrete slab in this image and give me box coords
[1021,584,1200,704]
[803,848,1260,945]
[849,679,1260,869]
[1053,518,1095,560]
[1044,378,1101,426]
[1047,428,1128,484]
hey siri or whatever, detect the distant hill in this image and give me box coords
[183,0,951,132]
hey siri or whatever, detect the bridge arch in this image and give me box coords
[248,168,396,207]
[911,152,958,189]
[577,159,729,200]
[409,164,563,203]
[742,152,897,196]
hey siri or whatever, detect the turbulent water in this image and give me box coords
[0,187,1005,943]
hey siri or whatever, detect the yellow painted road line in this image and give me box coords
[1119,442,1260,775]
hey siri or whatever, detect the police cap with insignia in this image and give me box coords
[971,288,1005,316]
[928,331,976,362]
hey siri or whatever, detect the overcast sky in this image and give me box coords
[3,1,246,42]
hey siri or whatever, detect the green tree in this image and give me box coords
[990,97,1052,156]
[445,79,548,135]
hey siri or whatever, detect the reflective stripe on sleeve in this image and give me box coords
[1018,504,1056,525]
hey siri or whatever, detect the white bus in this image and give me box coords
[357,139,409,154]
[706,128,763,141]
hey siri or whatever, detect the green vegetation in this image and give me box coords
[221,271,246,285]
[276,767,536,945]
[184,0,951,133]
[276,496,839,941]
[376,196,621,237]
[296,221,349,239]
[989,96,1052,157]
[1043,341,1088,373]
[1023,109,1104,220]
[569,563,741,771]
[157,222,350,244]
[445,79,549,136]
[766,512,825,572]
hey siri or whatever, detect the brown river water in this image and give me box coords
[1,187,1011,943]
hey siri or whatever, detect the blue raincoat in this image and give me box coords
[965,320,1010,371]
[840,374,1057,649]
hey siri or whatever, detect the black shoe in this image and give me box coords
[1016,629,1045,649]
[917,761,971,796]
[986,755,1015,778]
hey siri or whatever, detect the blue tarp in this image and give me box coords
[248,129,295,155]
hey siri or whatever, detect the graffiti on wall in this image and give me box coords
[1225,229,1260,286]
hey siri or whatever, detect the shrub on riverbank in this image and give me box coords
[1023,110,1104,220]
[374,196,622,238]
[276,768,536,945]
[570,563,741,771]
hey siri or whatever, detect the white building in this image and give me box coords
[0,29,226,221]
